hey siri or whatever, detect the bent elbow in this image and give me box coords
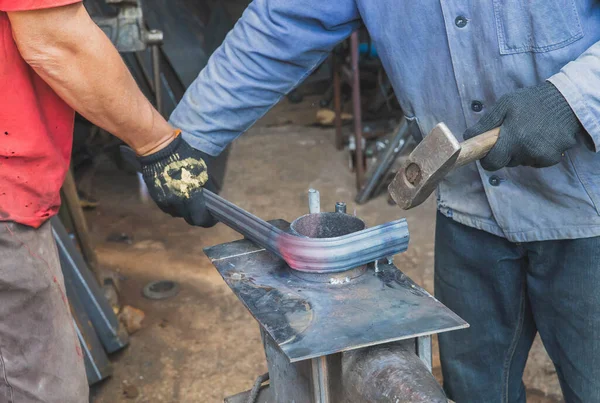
[13,35,73,79]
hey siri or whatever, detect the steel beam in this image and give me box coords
[51,217,129,353]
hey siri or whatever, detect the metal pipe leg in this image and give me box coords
[416,335,433,372]
[311,357,330,403]
[333,55,343,150]
[151,42,163,115]
[350,31,365,189]
[308,188,321,214]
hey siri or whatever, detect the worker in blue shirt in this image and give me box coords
[136,2,600,401]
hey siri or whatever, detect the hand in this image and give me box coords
[137,135,218,228]
[463,82,588,171]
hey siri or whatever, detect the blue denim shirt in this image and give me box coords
[170,0,600,242]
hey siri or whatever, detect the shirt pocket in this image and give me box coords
[492,0,584,54]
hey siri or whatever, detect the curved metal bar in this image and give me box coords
[204,189,284,256]
[204,190,409,273]
[278,219,409,272]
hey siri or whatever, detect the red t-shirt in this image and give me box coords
[0,0,81,228]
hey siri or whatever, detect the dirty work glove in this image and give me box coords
[137,136,217,228]
[463,81,589,171]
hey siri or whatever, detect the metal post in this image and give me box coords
[145,29,164,116]
[333,55,343,150]
[60,169,98,272]
[151,43,162,115]
[416,335,433,372]
[308,188,321,214]
[311,356,331,403]
[52,217,129,354]
[350,31,365,189]
[67,280,113,385]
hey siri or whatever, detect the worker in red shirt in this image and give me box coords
[0,1,215,401]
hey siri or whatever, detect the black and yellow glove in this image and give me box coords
[137,135,217,228]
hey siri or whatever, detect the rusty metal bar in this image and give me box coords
[333,55,343,150]
[350,31,365,189]
[151,43,163,115]
[60,169,98,272]
[311,356,331,403]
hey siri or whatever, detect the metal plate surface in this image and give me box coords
[204,221,468,363]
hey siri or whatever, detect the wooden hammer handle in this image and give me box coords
[455,127,500,168]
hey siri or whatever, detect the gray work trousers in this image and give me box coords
[0,221,88,402]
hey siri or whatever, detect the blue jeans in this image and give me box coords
[435,212,600,403]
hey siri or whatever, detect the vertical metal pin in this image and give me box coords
[309,189,320,214]
[335,202,347,214]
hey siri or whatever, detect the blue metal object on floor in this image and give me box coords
[51,217,129,354]
[67,279,113,385]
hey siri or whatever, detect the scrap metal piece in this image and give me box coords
[51,217,129,353]
[67,279,112,385]
[355,117,413,205]
[142,280,180,300]
[203,190,409,273]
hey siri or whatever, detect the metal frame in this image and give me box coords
[214,191,464,402]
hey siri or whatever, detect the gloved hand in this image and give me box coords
[463,81,589,171]
[137,135,218,227]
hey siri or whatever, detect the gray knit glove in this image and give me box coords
[463,82,588,171]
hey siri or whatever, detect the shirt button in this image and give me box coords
[489,176,501,186]
[455,16,468,28]
[471,100,484,112]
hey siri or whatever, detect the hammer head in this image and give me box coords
[388,123,460,209]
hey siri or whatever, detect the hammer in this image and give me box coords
[388,123,500,209]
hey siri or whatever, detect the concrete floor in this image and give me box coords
[88,100,564,402]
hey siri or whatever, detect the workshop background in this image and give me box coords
[58,0,564,402]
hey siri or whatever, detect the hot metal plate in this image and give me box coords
[204,220,468,362]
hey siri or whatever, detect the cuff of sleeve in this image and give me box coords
[180,132,225,157]
[548,72,600,152]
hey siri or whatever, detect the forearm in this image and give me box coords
[7,3,173,155]
[170,0,360,156]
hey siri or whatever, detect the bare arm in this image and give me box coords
[7,2,174,155]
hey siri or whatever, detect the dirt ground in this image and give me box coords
[87,99,564,402]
